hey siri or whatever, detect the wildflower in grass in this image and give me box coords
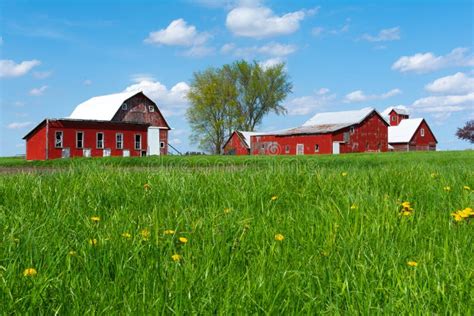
[23,268,37,277]
[399,201,414,216]
[179,237,188,244]
[341,172,348,177]
[68,250,77,256]
[401,201,411,209]
[143,183,151,191]
[90,216,100,223]
[171,254,182,262]
[121,232,132,239]
[407,261,418,267]
[140,229,150,240]
[430,172,439,179]
[451,207,474,222]
[89,238,98,246]
[164,229,175,235]
[274,234,284,241]
[463,185,471,191]
[224,208,231,214]
[443,186,451,192]
[271,195,278,201]
[350,204,358,210]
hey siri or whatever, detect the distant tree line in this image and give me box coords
[186,60,292,154]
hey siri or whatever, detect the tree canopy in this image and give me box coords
[456,120,474,143]
[186,60,292,154]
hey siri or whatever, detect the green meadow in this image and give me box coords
[1,151,473,314]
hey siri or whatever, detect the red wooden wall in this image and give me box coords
[223,132,250,155]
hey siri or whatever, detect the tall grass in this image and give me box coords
[0,152,473,313]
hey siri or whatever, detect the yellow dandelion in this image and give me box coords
[463,207,473,216]
[140,229,150,240]
[451,212,463,222]
[224,208,231,214]
[463,185,471,191]
[178,237,188,244]
[407,261,418,267]
[341,172,348,177]
[443,186,451,192]
[274,233,284,241]
[430,172,438,179]
[121,232,132,239]
[90,216,100,223]
[271,195,278,201]
[401,201,411,208]
[68,250,77,256]
[164,229,176,235]
[23,268,37,277]
[89,238,98,246]
[143,183,151,191]
[171,254,182,262]
[350,204,358,210]
[400,211,412,216]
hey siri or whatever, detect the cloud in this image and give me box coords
[259,57,284,70]
[144,19,209,46]
[7,121,32,129]
[123,80,190,116]
[312,19,350,37]
[226,5,313,38]
[29,85,48,96]
[130,73,156,83]
[182,45,215,57]
[285,88,336,115]
[411,93,474,114]
[0,59,41,78]
[344,88,401,103]
[33,71,52,79]
[425,72,474,94]
[361,27,400,42]
[392,47,474,73]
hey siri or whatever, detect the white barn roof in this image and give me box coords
[381,106,410,118]
[239,131,265,148]
[388,118,423,143]
[69,91,141,120]
[302,107,375,127]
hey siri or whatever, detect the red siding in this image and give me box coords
[389,110,409,126]
[26,123,47,160]
[251,134,333,155]
[43,120,148,160]
[389,120,437,152]
[223,132,250,155]
[160,129,168,155]
[111,93,170,128]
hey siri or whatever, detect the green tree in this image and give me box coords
[186,60,292,153]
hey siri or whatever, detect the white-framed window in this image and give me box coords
[285,145,290,153]
[160,141,165,148]
[315,144,320,152]
[420,128,425,137]
[148,105,154,112]
[55,131,63,148]
[76,131,84,149]
[392,116,396,121]
[116,133,123,149]
[135,134,141,150]
[97,132,104,149]
[122,103,128,110]
[350,127,355,134]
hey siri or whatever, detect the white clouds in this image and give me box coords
[224,42,297,57]
[392,47,474,73]
[425,72,474,94]
[7,121,32,129]
[145,19,209,46]
[259,57,284,70]
[312,19,350,37]
[124,80,190,116]
[33,71,52,79]
[29,85,48,96]
[285,88,336,115]
[226,5,313,38]
[182,45,215,57]
[0,59,41,78]
[411,93,474,113]
[361,27,400,42]
[344,88,401,103]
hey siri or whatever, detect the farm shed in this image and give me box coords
[223,131,265,155]
[23,91,171,160]
[382,107,438,151]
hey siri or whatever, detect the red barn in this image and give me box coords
[223,131,262,155]
[23,91,171,160]
[382,107,438,151]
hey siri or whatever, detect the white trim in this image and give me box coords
[55,130,63,148]
[116,133,123,149]
[76,131,84,149]
[96,132,104,149]
[420,128,425,137]
[134,134,142,150]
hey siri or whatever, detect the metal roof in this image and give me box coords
[274,124,350,135]
[388,118,424,143]
[302,107,376,127]
[381,106,410,118]
[69,91,141,120]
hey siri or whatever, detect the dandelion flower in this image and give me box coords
[401,201,411,209]
[143,183,151,191]
[23,268,37,277]
[400,211,412,216]
[90,216,100,222]
[68,250,77,256]
[89,238,98,246]
[179,237,188,244]
[271,196,278,201]
[430,173,439,179]
[224,208,231,214]
[350,204,358,210]
[463,185,471,191]
[407,261,418,267]
[140,229,150,240]
[171,254,182,262]
[443,186,451,192]
[274,234,284,241]
[121,232,132,239]
[164,229,175,235]
[341,172,348,177]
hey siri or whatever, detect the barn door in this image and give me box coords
[83,148,91,158]
[147,127,161,156]
[332,142,340,155]
[296,144,304,155]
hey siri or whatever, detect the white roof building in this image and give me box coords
[388,118,424,143]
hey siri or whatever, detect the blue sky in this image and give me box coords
[0,0,473,156]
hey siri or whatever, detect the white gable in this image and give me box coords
[69,91,140,120]
[388,118,423,143]
[302,107,375,127]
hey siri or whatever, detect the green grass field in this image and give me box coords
[1,151,473,314]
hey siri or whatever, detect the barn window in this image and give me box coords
[420,128,425,137]
[392,116,396,121]
[55,131,63,148]
[148,105,155,112]
[160,141,165,148]
[285,145,290,153]
[135,134,141,150]
[116,133,123,149]
[122,103,128,110]
[97,133,104,149]
[76,131,84,148]
[315,144,319,152]
[350,127,355,134]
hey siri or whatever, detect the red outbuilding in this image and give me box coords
[23,91,171,160]
[223,131,262,155]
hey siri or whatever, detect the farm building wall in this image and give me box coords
[223,132,250,155]
[388,110,409,126]
[160,129,169,155]
[390,120,437,152]
[25,122,47,160]
[251,134,333,155]
[111,93,169,128]
[45,120,149,160]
